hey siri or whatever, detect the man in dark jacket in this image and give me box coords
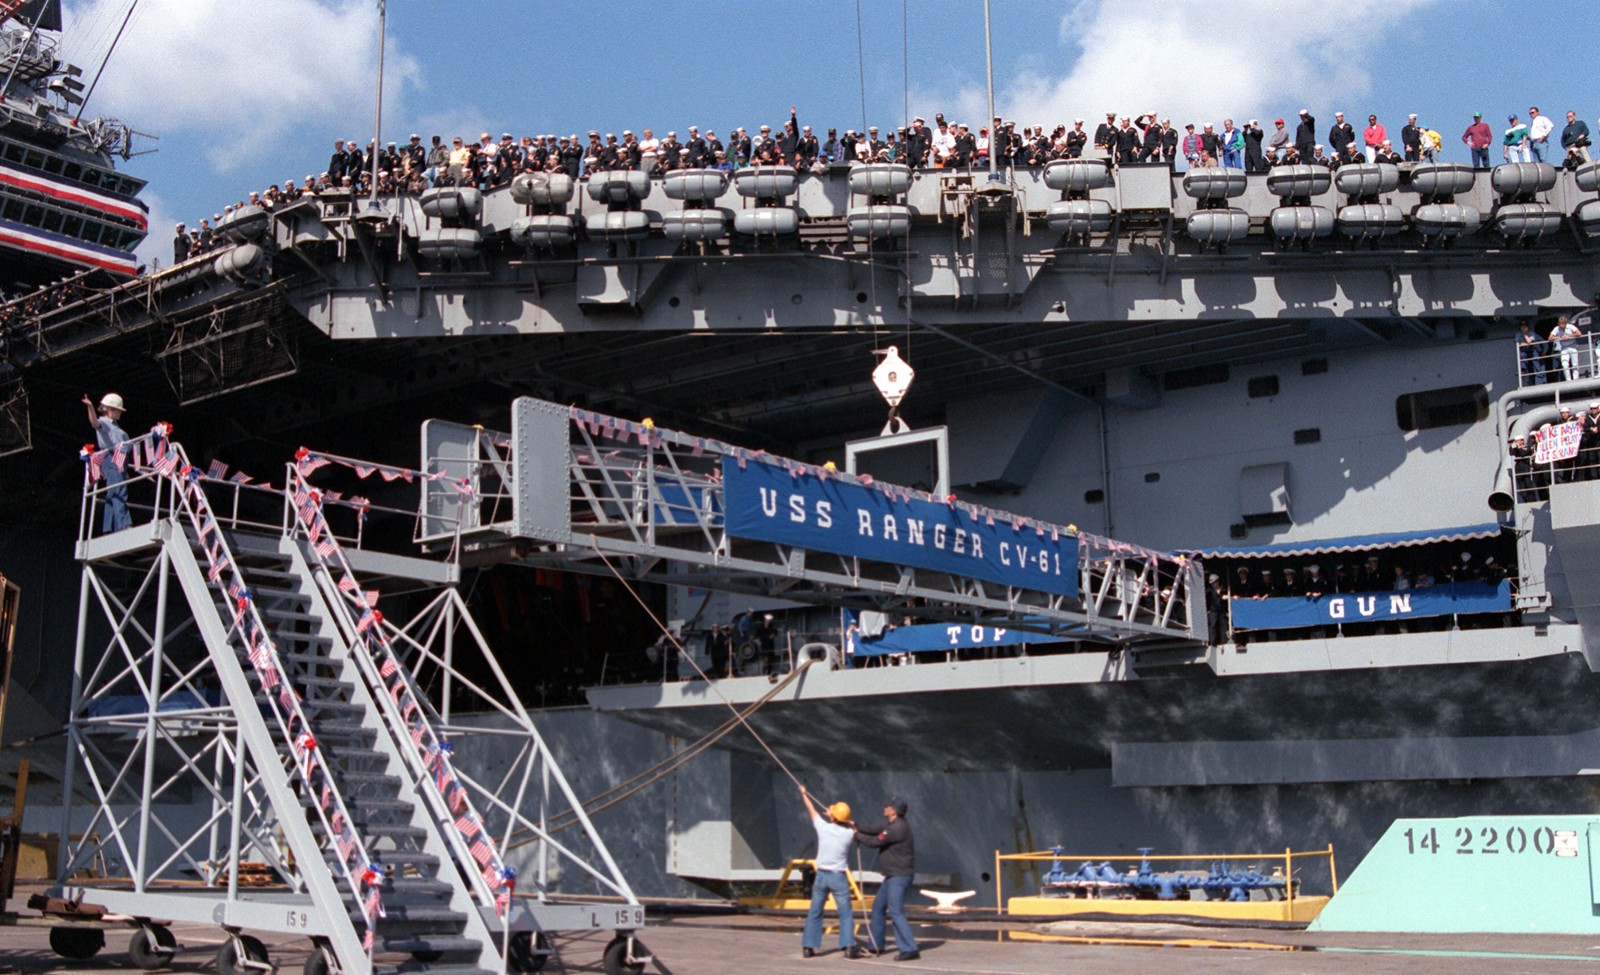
[856,797,919,961]
[1242,120,1265,172]
[1327,112,1355,159]
[1401,114,1423,162]
[328,139,349,181]
[778,107,800,162]
[1294,109,1316,160]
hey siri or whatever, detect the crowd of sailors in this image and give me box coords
[0,274,91,348]
[638,537,1517,685]
[155,102,1596,262]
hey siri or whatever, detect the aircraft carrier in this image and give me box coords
[3,16,1600,967]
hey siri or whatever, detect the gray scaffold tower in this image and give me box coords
[49,428,647,975]
[47,399,1203,975]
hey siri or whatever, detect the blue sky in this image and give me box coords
[57,0,1600,266]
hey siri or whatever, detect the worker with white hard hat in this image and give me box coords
[82,391,132,532]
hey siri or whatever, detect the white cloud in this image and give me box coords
[63,0,420,170]
[132,188,176,270]
[966,0,1443,130]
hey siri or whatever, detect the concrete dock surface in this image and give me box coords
[4,894,1599,974]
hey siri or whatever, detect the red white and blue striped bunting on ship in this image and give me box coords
[0,217,138,275]
[0,159,148,229]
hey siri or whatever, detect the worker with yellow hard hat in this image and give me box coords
[798,784,861,960]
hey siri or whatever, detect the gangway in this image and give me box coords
[47,428,648,975]
[420,397,1204,646]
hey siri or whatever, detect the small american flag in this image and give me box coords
[379,469,402,482]
[111,441,127,472]
[155,449,179,477]
[320,784,333,811]
[469,837,494,866]
[278,684,297,714]
[315,536,338,559]
[495,874,514,915]
[447,782,467,813]
[207,557,229,583]
[338,575,357,594]
[379,657,397,678]
[408,720,425,745]
[364,590,380,608]
[353,464,375,479]
[297,453,332,476]
[230,471,253,485]
[362,886,385,950]
[207,459,228,479]
[454,813,479,838]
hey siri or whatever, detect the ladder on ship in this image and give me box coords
[48,430,648,975]
[419,397,1205,647]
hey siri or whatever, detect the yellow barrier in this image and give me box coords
[995,845,1337,923]
[736,858,874,913]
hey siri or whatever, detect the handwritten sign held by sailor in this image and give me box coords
[1534,420,1582,463]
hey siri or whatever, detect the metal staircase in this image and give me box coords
[46,430,645,975]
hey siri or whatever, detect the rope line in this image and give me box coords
[586,537,807,790]
[511,661,810,841]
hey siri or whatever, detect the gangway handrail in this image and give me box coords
[423,399,1205,644]
[78,430,387,947]
[285,461,640,909]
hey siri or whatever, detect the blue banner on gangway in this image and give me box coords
[845,611,1070,657]
[722,459,1079,597]
[1229,580,1511,630]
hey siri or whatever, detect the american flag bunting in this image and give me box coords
[469,837,494,866]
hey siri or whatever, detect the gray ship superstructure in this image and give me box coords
[0,0,146,288]
[4,153,1600,914]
